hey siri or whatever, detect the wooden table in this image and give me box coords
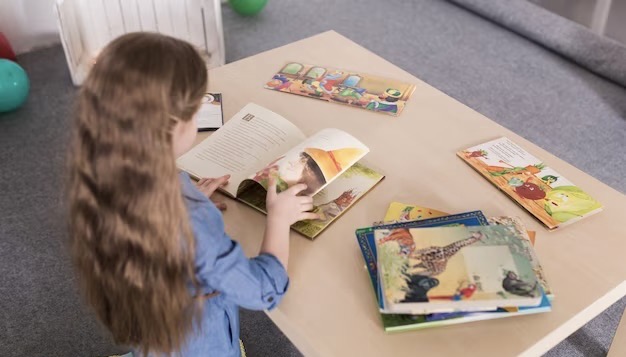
[197,31,626,357]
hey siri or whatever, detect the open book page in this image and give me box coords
[291,162,384,239]
[235,162,384,239]
[176,103,306,196]
[238,128,369,198]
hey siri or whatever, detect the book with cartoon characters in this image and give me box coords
[382,202,538,245]
[356,210,552,332]
[486,216,552,300]
[458,137,602,230]
[356,211,490,311]
[376,225,544,314]
[380,203,551,300]
[375,201,449,225]
[264,62,416,116]
[177,103,384,239]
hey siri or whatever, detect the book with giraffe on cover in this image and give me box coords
[356,210,552,332]
[376,225,543,314]
[177,103,384,239]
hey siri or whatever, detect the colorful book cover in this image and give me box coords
[382,202,537,248]
[357,210,550,331]
[355,211,489,310]
[376,226,543,314]
[264,62,416,116]
[487,216,553,301]
[458,137,602,229]
[382,202,448,223]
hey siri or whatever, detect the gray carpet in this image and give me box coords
[0,46,124,356]
[450,0,626,87]
[1,0,625,356]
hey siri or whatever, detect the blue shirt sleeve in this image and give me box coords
[190,201,289,311]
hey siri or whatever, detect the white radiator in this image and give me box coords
[54,0,225,85]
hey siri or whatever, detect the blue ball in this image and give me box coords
[0,59,30,113]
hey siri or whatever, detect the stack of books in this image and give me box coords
[355,203,554,332]
[354,135,605,332]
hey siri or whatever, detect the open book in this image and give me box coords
[177,103,384,239]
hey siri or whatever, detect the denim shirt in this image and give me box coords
[171,172,289,356]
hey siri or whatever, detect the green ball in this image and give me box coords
[0,59,30,113]
[229,0,267,16]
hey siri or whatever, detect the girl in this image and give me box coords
[68,32,317,356]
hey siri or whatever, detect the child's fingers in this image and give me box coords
[301,203,314,212]
[299,212,320,221]
[205,175,230,193]
[286,183,308,195]
[267,175,277,199]
[298,196,314,204]
[197,178,209,185]
[217,175,230,187]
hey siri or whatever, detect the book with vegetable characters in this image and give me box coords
[458,137,602,229]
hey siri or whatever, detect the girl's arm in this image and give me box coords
[261,176,318,269]
[191,175,317,311]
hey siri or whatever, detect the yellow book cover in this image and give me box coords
[458,137,602,230]
[383,202,448,223]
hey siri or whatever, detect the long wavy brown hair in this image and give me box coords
[68,32,207,354]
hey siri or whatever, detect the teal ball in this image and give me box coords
[0,59,30,113]
[229,0,267,16]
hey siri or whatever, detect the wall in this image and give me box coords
[531,0,596,27]
[0,0,61,54]
[531,0,626,44]
[605,0,626,44]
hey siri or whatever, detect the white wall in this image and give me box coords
[0,0,61,54]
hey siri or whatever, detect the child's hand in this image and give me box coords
[196,175,230,211]
[266,175,319,226]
